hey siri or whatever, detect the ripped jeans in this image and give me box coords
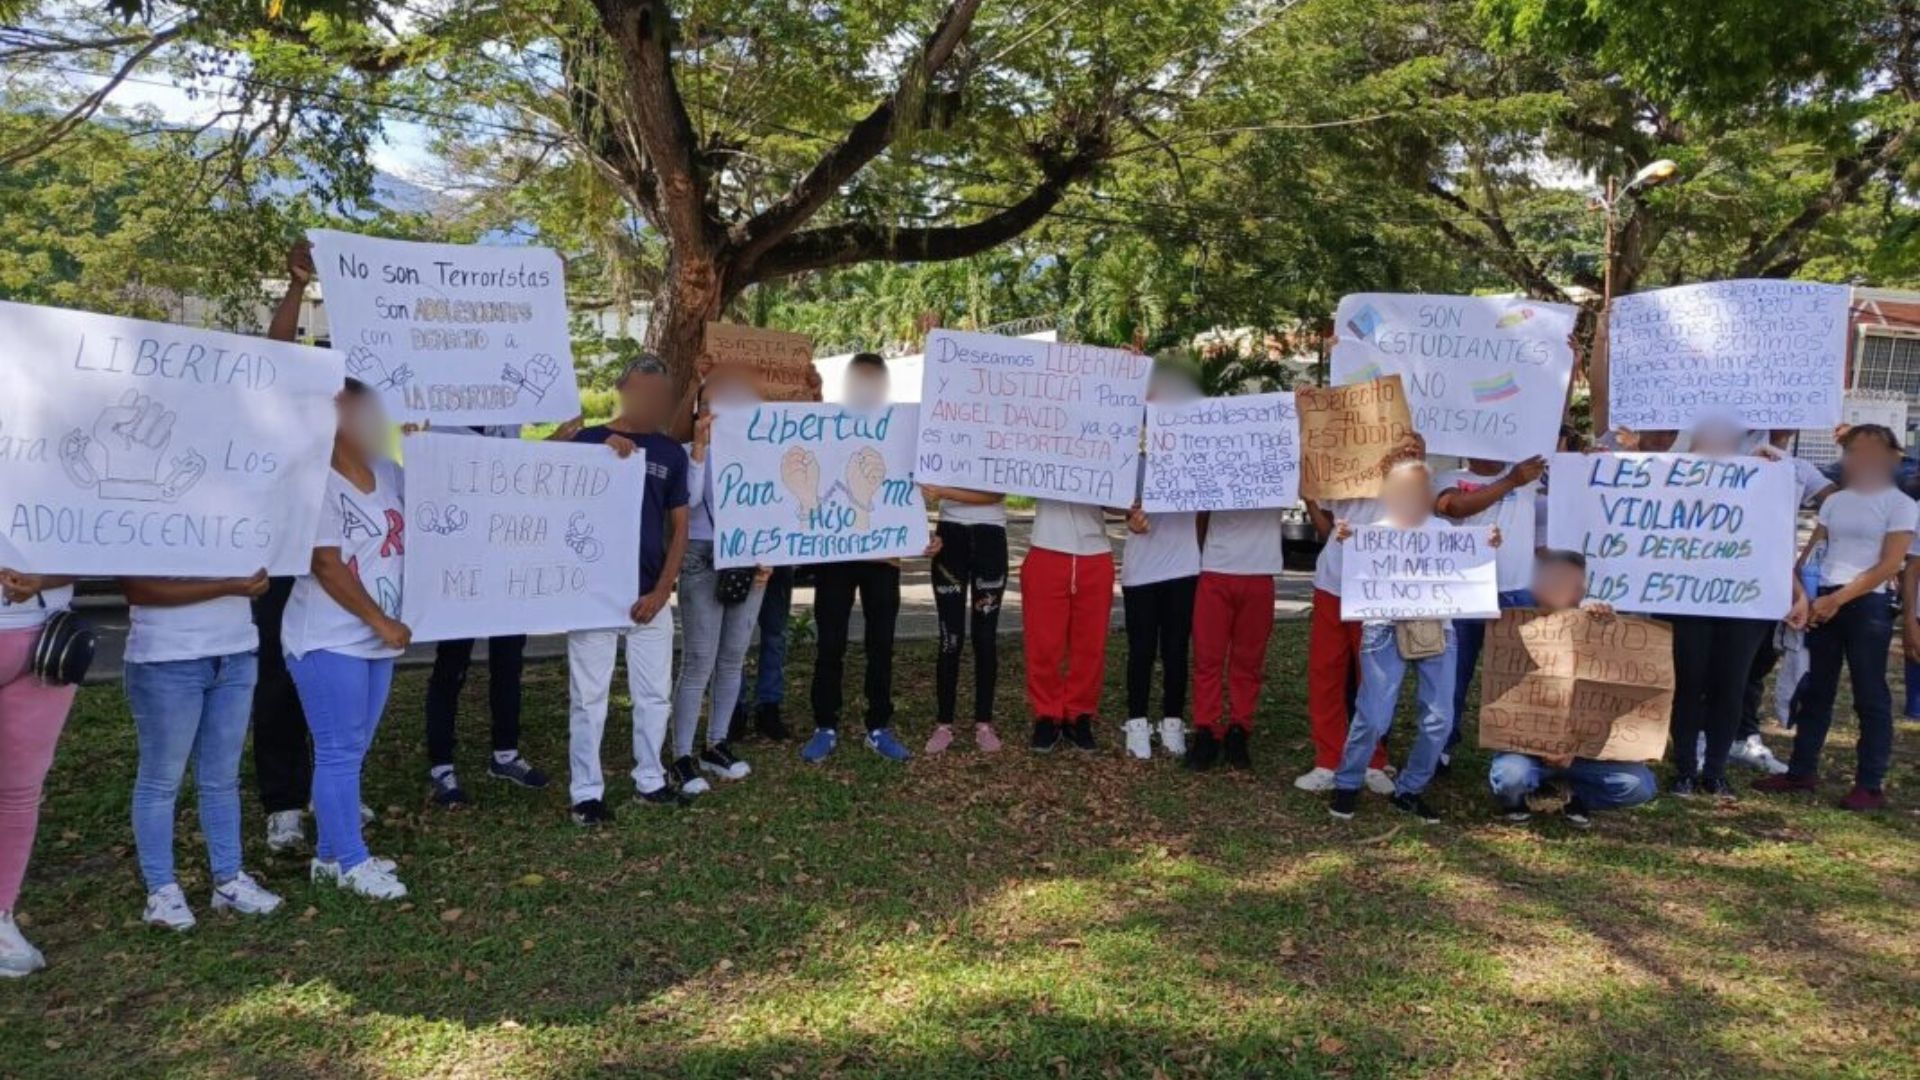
[933,521,1008,725]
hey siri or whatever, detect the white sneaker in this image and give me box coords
[1695,733,1708,774]
[142,883,196,932]
[1732,734,1790,775]
[212,871,284,916]
[336,859,408,901]
[1123,718,1153,760]
[309,855,397,884]
[360,803,377,825]
[266,810,305,853]
[1293,766,1337,792]
[1158,718,1187,757]
[1364,768,1396,796]
[0,912,45,977]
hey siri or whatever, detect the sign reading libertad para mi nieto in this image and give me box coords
[0,299,341,576]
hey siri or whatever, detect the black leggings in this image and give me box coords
[1667,615,1773,781]
[1123,576,1197,720]
[933,521,1008,725]
[251,576,311,814]
[811,561,901,731]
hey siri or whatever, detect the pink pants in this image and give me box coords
[0,625,77,911]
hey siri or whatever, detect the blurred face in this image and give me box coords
[702,368,759,411]
[337,392,388,459]
[1840,433,1900,490]
[617,371,671,431]
[1381,463,1433,527]
[1639,429,1679,453]
[845,366,889,409]
[1688,417,1745,456]
[1531,560,1586,612]
[1147,369,1199,403]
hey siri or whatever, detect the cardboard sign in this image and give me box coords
[708,403,929,568]
[1608,280,1849,431]
[703,323,816,402]
[0,300,342,576]
[1340,523,1499,620]
[1332,293,1577,461]
[1142,392,1300,512]
[398,433,643,642]
[914,330,1151,505]
[1545,452,1797,619]
[1296,376,1417,500]
[307,229,579,425]
[1479,608,1676,761]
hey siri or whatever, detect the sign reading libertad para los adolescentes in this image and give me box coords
[709,403,929,569]
[308,228,580,426]
[1545,452,1796,619]
[915,330,1151,505]
[399,433,643,642]
[1142,393,1300,512]
[1296,375,1417,501]
[0,300,342,576]
[1331,292,1577,461]
[1479,609,1676,761]
[1607,280,1849,431]
[1340,524,1499,621]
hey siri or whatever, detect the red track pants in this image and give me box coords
[1309,588,1387,770]
[1020,548,1114,721]
[1191,571,1276,733]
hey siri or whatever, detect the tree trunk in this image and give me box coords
[642,250,732,438]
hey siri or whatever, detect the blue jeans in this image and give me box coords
[126,652,258,891]
[286,650,394,871]
[1337,623,1456,796]
[671,541,766,758]
[1448,588,1535,748]
[1488,753,1657,811]
[1791,590,1895,789]
[754,567,793,707]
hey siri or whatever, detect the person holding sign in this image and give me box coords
[1186,504,1287,772]
[1120,365,1204,762]
[1756,425,1913,811]
[1022,496,1116,754]
[281,378,413,901]
[0,570,79,976]
[923,480,1011,757]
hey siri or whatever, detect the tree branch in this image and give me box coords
[0,24,182,168]
[1423,179,1571,303]
[590,0,715,256]
[1731,125,1914,278]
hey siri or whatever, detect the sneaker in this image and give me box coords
[211,871,284,916]
[1699,777,1738,802]
[669,756,711,796]
[801,728,839,763]
[265,809,305,853]
[1753,773,1819,795]
[1184,727,1219,771]
[571,798,615,826]
[1390,792,1443,824]
[1065,715,1097,751]
[1837,785,1887,812]
[1158,718,1186,757]
[1329,788,1360,821]
[309,856,398,883]
[974,723,1003,753]
[866,728,913,762]
[1030,719,1061,753]
[1435,752,1453,778]
[756,702,791,742]
[336,859,408,901]
[1562,797,1593,830]
[1693,732,1708,775]
[0,912,44,978]
[489,755,551,788]
[1498,800,1532,824]
[1730,735,1789,775]
[142,883,196,932]
[1364,768,1396,796]
[1223,726,1252,771]
[1122,718,1152,760]
[700,742,752,780]
[1669,775,1698,798]
[636,784,691,807]
[1293,766,1337,792]
[360,803,376,826]
[925,724,956,756]
[429,770,470,808]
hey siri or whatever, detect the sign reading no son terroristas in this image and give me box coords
[915,330,1151,506]
[1545,452,1797,619]
[1142,392,1300,512]
[709,403,929,569]
[0,299,342,576]
[1340,524,1499,621]
[399,433,643,642]
[308,229,581,426]
[1331,293,1578,461]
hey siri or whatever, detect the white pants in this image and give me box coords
[567,616,674,803]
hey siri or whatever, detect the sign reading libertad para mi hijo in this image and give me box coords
[0,300,341,576]
[308,229,581,426]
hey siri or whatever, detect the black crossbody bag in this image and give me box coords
[31,592,96,686]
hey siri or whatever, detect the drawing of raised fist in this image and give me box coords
[346,346,411,391]
[782,446,822,521]
[502,354,562,402]
[845,446,886,530]
[59,390,207,502]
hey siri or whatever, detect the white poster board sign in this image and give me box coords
[709,403,929,568]
[1608,280,1849,431]
[1332,293,1578,460]
[308,229,580,425]
[1840,390,1909,434]
[0,300,341,575]
[1142,393,1300,512]
[399,432,642,642]
[1341,524,1499,620]
[1545,452,1796,619]
[915,330,1151,505]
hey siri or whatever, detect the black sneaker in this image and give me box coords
[756,702,791,742]
[1699,777,1738,802]
[1030,719,1061,753]
[1184,726,1219,771]
[570,798,614,826]
[700,742,751,780]
[635,784,691,807]
[1562,797,1593,829]
[1065,715,1097,751]
[1223,726,1252,771]
[1670,775,1698,798]
[429,770,469,809]
[1390,792,1443,824]
[1498,800,1532,824]
[1329,788,1360,820]
[668,756,710,796]
[488,755,550,789]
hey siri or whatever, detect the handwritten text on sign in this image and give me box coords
[308,229,580,425]
[1296,376,1416,501]
[0,300,342,576]
[1608,280,1849,431]
[1332,292,1577,461]
[710,404,929,569]
[1340,524,1499,620]
[915,330,1151,505]
[399,433,642,642]
[1142,393,1299,512]
[1545,452,1796,619]
[1479,609,1675,762]
[703,323,817,402]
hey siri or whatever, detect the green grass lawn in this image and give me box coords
[4,622,1918,1079]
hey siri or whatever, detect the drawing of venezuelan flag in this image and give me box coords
[1347,362,1383,383]
[1471,372,1521,403]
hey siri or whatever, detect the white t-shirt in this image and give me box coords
[1201,509,1286,576]
[1816,486,1918,588]
[126,595,258,664]
[283,459,407,660]
[1122,512,1200,587]
[939,494,1008,526]
[686,450,716,543]
[1792,457,1831,507]
[1031,500,1110,556]
[1438,468,1536,592]
[0,583,72,631]
[1311,498,1381,595]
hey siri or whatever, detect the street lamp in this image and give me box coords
[1588,158,1681,432]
